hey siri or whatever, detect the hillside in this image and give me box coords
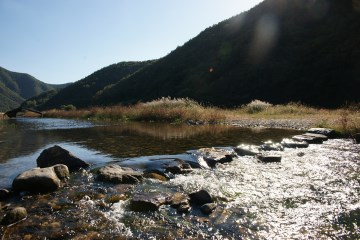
[92,0,360,108]
[30,61,153,110]
[0,66,66,111]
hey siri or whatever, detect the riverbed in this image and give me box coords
[0,118,359,239]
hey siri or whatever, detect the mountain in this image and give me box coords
[91,0,360,108]
[0,66,67,112]
[28,61,153,110]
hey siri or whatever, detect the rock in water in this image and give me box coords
[258,154,282,163]
[234,144,260,156]
[12,166,65,193]
[163,159,193,174]
[53,164,70,180]
[97,165,143,184]
[130,192,168,211]
[355,133,360,144]
[200,203,217,215]
[1,207,27,225]
[281,138,309,148]
[0,189,11,201]
[37,145,89,171]
[307,128,336,138]
[189,190,213,206]
[292,133,327,144]
[168,192,191,213]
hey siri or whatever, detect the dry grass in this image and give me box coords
[44,98,360,135]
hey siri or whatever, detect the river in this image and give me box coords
[0,118,359,239]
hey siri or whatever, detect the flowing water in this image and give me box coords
[0,118,359,239]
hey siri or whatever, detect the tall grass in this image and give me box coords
[44,98,360,134]
[45,97,227,123]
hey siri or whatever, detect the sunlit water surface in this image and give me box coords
[0,118,359,239]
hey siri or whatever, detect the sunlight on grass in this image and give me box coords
[43,98,360,135]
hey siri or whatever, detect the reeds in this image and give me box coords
[43,98,360,135]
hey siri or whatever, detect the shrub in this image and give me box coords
[244,99,272,114]
[61,104,77,111]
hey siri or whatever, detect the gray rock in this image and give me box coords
[12,167,62,193]
[200,203,217,215]
[169,192,190,208]
[37,145,89,171]
[1,207,27,225]
[97,165,143,184]
[292,133,327,144]
[130,192,168,211]
[281,138,309,148]
[307,128,336,138]
[164,159,192,174]
[234,144,260,156]
[0,189,11,201]
[189,190,213,206]
[258,154,282,163]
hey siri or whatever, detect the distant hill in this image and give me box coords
[0,66,68,111]
[91,0,360,108]
[29,61,153,110]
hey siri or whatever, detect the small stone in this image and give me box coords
[354,133,360,144]
[1,207,27,225]
[143,172,169,181]
[105,194,127,204]
[200,203,217,215]
[169,193,189,208]
[189,190,213,206]
[52,164,70,180]
[0,189,11,201]
[177,203,191,213]
[130,192,168,212]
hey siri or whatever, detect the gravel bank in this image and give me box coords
[227,119,316,130]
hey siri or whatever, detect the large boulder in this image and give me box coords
[97,165,143,184]
[1,207,27,225]
[37,145,89,171]
[12,165,69,193]
[130,192,168,211]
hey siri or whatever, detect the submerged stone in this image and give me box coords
[0,189,11,201]
[200,203,217,215]
[1,207,27,225]
[130,192,168,212]
[97,165,143,184]
[37,145,89,171]
[163,159,193,174]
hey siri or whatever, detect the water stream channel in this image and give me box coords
[0,118,359,239]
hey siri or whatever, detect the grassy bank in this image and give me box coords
[44,98,360,135]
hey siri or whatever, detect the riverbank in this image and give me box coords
[43,98,360,135]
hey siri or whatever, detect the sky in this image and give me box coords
[0,0,263,84]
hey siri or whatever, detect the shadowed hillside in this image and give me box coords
[0,66,67,111]
[28,61,154,110]
[92,0,360,108]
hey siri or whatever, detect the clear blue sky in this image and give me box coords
[0,0,262,84]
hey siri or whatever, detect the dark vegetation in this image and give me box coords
[93,0,360,108]
[24,61,153,110]
[5,0,360,111]
[0,66,68,111]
